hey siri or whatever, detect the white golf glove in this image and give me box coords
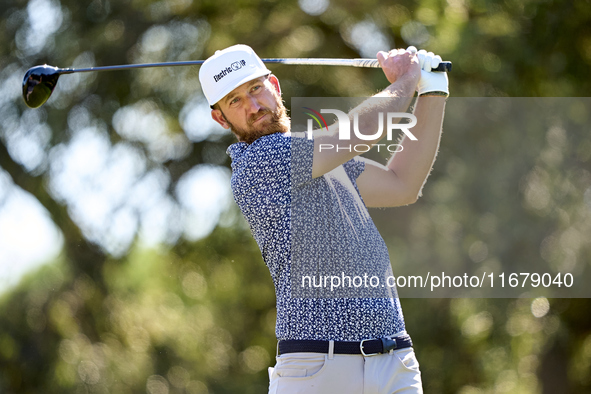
[407,46,449,96]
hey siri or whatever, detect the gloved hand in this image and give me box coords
[407,46,449,96]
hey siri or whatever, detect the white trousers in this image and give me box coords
[268,347,423,394]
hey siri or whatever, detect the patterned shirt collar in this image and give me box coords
[226,133,287,160]
[226,141,248,160]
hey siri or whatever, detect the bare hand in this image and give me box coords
[376,48,420,86]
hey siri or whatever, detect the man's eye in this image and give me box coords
[252,85,262,92]
[230,97,240,105]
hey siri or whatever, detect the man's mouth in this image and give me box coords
[254,113,267,123]
[250,111,272,125]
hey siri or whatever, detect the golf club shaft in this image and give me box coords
[59,58,452,74]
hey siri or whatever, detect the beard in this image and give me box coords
[223,93,290,145]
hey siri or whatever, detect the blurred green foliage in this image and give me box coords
[1,0,591,393]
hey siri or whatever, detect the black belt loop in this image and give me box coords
[381,337,398,353]
[278,334,412,356]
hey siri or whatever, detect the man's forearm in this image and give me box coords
[311,48,420,178]
[345,75,417,147]
[312,76,418,178]
[386,95,446,200]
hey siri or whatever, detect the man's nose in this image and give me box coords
[245,95,261,114]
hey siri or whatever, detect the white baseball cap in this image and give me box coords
[199,44,272,106]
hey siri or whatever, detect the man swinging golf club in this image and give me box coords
[199,44,448,394]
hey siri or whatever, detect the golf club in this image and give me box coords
[22,58,452,109]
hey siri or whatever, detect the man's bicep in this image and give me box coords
[312,130,359,178]
[356,158,417,207]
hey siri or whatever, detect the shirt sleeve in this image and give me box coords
[289,132,314,187]
[342,156,366,182]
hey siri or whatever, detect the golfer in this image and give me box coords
[199,44,448,394]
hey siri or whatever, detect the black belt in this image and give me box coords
[278,334,412,357]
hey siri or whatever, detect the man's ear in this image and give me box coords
[268,74,281,96]
[211,109,230,129]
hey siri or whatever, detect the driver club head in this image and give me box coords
[22,65,61,108]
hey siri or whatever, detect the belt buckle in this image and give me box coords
[360,339,380,357]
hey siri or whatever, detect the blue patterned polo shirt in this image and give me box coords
[227,132,405,341]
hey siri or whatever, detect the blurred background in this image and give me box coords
[1,0,591,393]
